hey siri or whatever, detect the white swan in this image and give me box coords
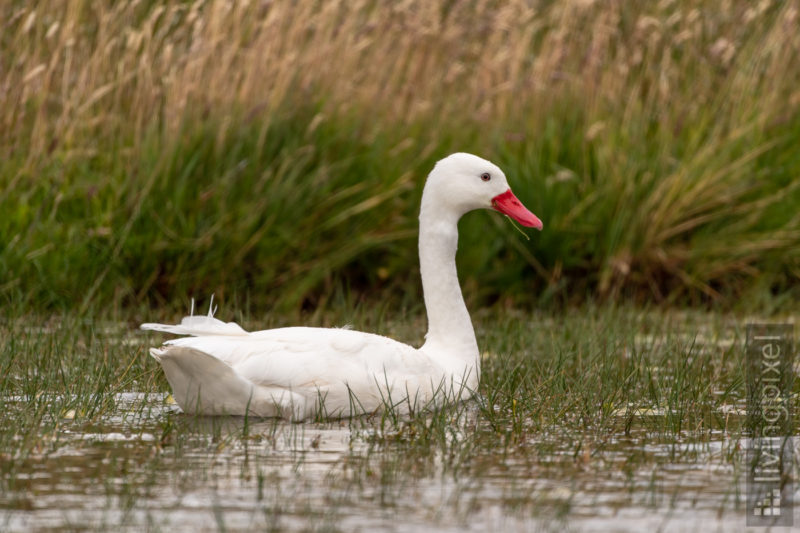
[141,153,542,420]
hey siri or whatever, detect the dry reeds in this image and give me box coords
[5,1,795,154]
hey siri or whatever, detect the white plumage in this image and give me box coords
[141,153,542,420]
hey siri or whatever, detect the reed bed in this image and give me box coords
[2,0,799,312]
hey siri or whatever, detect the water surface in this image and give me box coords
[1,392,756,532]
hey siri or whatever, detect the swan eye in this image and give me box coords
[480,172,491,182]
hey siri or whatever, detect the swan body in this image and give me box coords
[142,153,542,420]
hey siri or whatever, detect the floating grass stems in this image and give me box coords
[1,0,799,312]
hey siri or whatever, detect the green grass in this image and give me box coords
[0,305,786,530]
[2,108,799,314]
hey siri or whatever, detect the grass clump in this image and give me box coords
[1,1,799,312]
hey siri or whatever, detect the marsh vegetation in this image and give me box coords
[1,307,762,531]
[2,0,798,312]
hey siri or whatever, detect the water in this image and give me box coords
[0,393,757,532]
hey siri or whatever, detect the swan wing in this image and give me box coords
[160,327,443,414]
[165,327,436,385]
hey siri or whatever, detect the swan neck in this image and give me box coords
[418,209,478,362]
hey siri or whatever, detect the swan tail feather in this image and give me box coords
[156,347,259,416]
[141,314,249,337]
[154,347,302,419]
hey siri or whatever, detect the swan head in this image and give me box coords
[422,153,543,229]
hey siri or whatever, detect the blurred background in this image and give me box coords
[2,0,799,315]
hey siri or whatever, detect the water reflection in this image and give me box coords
[1,393,751,532]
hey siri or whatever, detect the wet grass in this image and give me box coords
[1,305,792,531]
